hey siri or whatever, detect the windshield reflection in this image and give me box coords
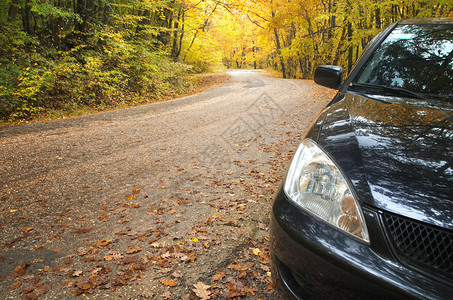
[357,24,453,101]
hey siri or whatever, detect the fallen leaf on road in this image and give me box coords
[193,281,211,299]
[138,290,155,298]
[171,271,183,278]
[10,281,21,290]
[21,285,34,294]
[96,240,112,247]
[36,283,50,295]
[23,227,34,233]
[162,289,172,299]
[74,226,93,234]
[212,270,225,281]
[72,270,83,277]
[126,243,142,254]
[12,264,27,278]
[159,279,177,287]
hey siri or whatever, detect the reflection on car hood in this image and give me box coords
[318,93,453,229]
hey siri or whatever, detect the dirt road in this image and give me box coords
[0,70,335,299]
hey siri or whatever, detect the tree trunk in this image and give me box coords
[171,6,182,60]
[347,21,353,73]
[22,0,33,35]
[271,7,286,78]
[375,8,381,29]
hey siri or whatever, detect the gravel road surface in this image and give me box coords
[0,70,335,299]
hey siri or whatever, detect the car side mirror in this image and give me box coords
[314,65,343,90]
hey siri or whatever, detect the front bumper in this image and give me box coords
[270,188,453,300]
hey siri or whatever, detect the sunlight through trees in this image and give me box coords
[1,0,452,121]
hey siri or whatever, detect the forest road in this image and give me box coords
[0,70,335,299]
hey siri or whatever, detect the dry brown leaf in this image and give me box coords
[97,240,112,247]
[77,283,91,290]
[192,281,211,300]
[21,285,34,294]
[212,270,225,282]
[239,270,247,278]
[171,271,183,278]
[77,247,87,256]
[228,262,254,271]
[258,223,267,230]
[23,227,34,233]
[161,289,172,299]
[126,243,142,254]
[74,226,93,234]
[36,283,50,295]
[138,290,155,298]
[150,242,166,248]
[61,279,75,289]
[159,279,177,287]
[10,281,21,290]
[12,264,27,278]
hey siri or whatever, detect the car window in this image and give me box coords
[355,24,453,102]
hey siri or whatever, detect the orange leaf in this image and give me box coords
[212,270,225,282]
[97,240,111,247]
[12,264,27,278]
[21,285,34,294]
[239,270,247,278]
[10,281,21,290]
[159,279,176,287]
[126,243,142,254]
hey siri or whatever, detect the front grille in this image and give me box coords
[384,213,453,279]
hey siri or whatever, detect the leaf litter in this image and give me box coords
[0,82,335,298]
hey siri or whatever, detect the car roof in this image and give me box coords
[400,17,453,24]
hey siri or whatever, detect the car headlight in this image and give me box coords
[284,139,369,243]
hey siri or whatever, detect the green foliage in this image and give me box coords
[0,0,205,121]
[31,2,81,23]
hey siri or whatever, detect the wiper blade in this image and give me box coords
[349,82,429,100]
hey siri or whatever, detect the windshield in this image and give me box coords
[355,23,453,102]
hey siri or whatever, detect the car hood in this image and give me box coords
[317,93,453,229]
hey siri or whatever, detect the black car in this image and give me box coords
[270,18,453,299]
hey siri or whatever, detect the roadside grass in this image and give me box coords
[0,72,231,127]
